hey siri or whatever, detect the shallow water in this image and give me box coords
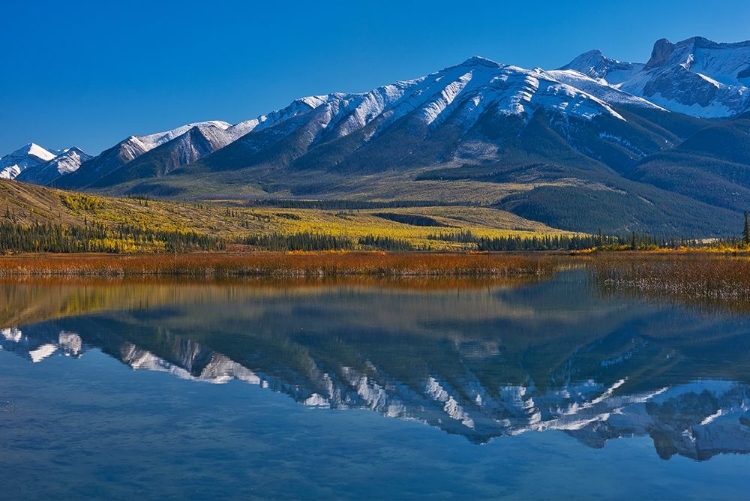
[2,270,750,499]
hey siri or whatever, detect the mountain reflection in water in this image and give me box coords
[3,270,750,461]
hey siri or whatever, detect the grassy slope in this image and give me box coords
[0,180,81,226]
[0,179,571,251]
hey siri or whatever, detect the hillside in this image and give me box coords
[629,113,750,213]
[0,179,568,252]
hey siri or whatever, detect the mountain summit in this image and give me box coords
[560,50,644,84]
[17,147,93,185]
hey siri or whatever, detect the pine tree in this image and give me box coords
[743,211,750,245]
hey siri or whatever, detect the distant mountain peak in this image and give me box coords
[296,95,334,109]
[0,142,59,179]
[16,146,92,185]
[461,55,502,68]
[22,142,57,161]
[560,49,642,84]
[581,49,605,57]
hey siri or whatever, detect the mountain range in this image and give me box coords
[4,35,750,236]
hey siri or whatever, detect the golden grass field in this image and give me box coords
[0,179,574,251]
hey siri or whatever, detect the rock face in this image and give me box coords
[644,38,676,70]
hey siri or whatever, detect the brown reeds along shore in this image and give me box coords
[0,252,556,278]
[592,253,750,300]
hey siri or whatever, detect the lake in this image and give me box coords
[2,266,750,499]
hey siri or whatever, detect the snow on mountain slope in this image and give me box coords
[389,56,630,126]
[28,38,750,191]
[0,143,58,179]
[545,69,665,111]
[564,37,750,118]
[187,54,687,181]
[372,56,634,128]
[139,123,240,173]
[643,37,750,87]
[214,55,647,167]
[88,110,334,186]
[17,147,92,185]
[118,120,233,163]
[51,49,711,189]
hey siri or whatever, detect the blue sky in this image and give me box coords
[2,0,749,155]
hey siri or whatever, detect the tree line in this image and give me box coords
[0,221,224,253]
[243,232,415,251]
[3,219,750,255]
[427,230,725,251]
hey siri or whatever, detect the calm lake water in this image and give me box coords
[2,269,750,499]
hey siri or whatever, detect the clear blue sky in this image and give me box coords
[2,0,749,155]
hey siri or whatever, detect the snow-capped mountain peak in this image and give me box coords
[121,120,233,161]
[0,143,59,179]
[560,50,644,85]
[564,36,750,118]
[461,55,503,68]
[25,143,58,161]
[208,55,642,171]
[17,146,92,185]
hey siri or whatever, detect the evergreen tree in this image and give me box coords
[743,211,750,245]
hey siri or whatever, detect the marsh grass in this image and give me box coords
[591,253,750,302]
[0,252,556,278]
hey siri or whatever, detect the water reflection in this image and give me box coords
[3,271,750,461]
